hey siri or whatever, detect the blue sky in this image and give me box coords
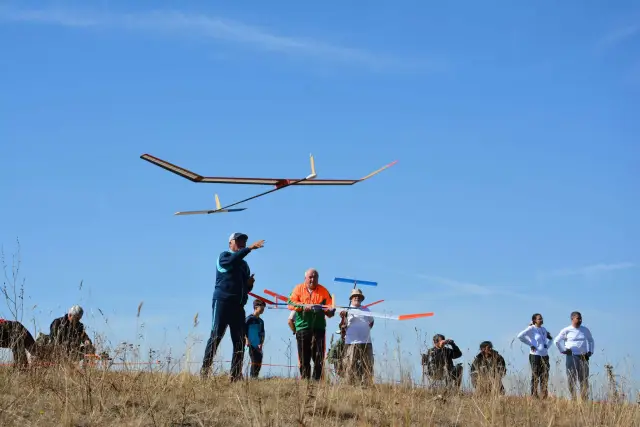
[1,0,638,395]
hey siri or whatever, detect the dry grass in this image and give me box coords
[2,242,639,425]
[1,364,639,427]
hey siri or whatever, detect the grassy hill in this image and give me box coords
[1,364,638,426]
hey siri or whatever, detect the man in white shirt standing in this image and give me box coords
[554,311,595,400]
[340,288,374,386]
[517,313,553,398]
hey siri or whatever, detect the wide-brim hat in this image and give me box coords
[349,288,365,301]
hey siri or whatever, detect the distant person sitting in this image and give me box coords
[0,318,36,368]
[50,305,94,361]
[422,334,463,390]
[470,341,507,395]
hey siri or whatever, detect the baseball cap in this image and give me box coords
[229,232,248,242]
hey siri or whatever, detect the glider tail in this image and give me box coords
[214,194,246,213]
[307,154,317,180]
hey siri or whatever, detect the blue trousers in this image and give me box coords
[566,354,590,399]
[201,299,246,379]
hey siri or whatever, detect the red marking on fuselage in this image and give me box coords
[275,179,291,189]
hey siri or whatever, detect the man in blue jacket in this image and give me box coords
[200,232,265,381]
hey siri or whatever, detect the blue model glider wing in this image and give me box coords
[334,277,378,286]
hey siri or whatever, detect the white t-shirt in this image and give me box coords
[345,305,374,344]
[554,325,595,356]
[516,325,552,356]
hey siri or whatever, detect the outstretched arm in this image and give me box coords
[218,248,252,270]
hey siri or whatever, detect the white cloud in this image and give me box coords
[0,6,440,72]
[595,24,639,52]
[545,262,635,278]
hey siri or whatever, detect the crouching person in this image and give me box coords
[50,305,94,362]
[470,341,507,395]
[422,334,463,391]
[0,318,36,368]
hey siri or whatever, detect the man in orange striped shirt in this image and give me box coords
[288,268,335,381]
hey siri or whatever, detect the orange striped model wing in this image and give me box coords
[263,289,433,321]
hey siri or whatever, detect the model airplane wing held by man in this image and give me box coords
[262,289,434,321]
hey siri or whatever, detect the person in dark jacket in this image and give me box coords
[200,232,265,381]
[49,305,94,361]
[0,318,36,368]
[470,341,507,395]
[422,333,463,389]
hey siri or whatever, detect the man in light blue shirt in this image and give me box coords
[554,311,595,400]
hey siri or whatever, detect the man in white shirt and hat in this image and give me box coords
[554,311,595,400]
[340,288,374,386]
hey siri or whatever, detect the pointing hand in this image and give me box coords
[250,240,265,250]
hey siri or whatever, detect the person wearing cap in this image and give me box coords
[0,318,37,368]
[340,288,375,385]
[49,305,94,361]
[287,268,335,381]
[245,299,266,378]
[201,232,265,382]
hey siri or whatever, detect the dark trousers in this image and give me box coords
[566,354,590,400]
[0,320,35,367]
[296,329,325,381]
[529,354,550,397]
[201,299,246,380]
[248,346,263,378]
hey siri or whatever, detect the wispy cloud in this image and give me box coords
[0,6,440,72]
[595,24,639,52]
[543,262,635,279]
[403,273,540,302]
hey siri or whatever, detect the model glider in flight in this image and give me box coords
[140,153,397,215]
[263,289,433,321]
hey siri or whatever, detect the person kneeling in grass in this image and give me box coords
[470,341,507,395]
